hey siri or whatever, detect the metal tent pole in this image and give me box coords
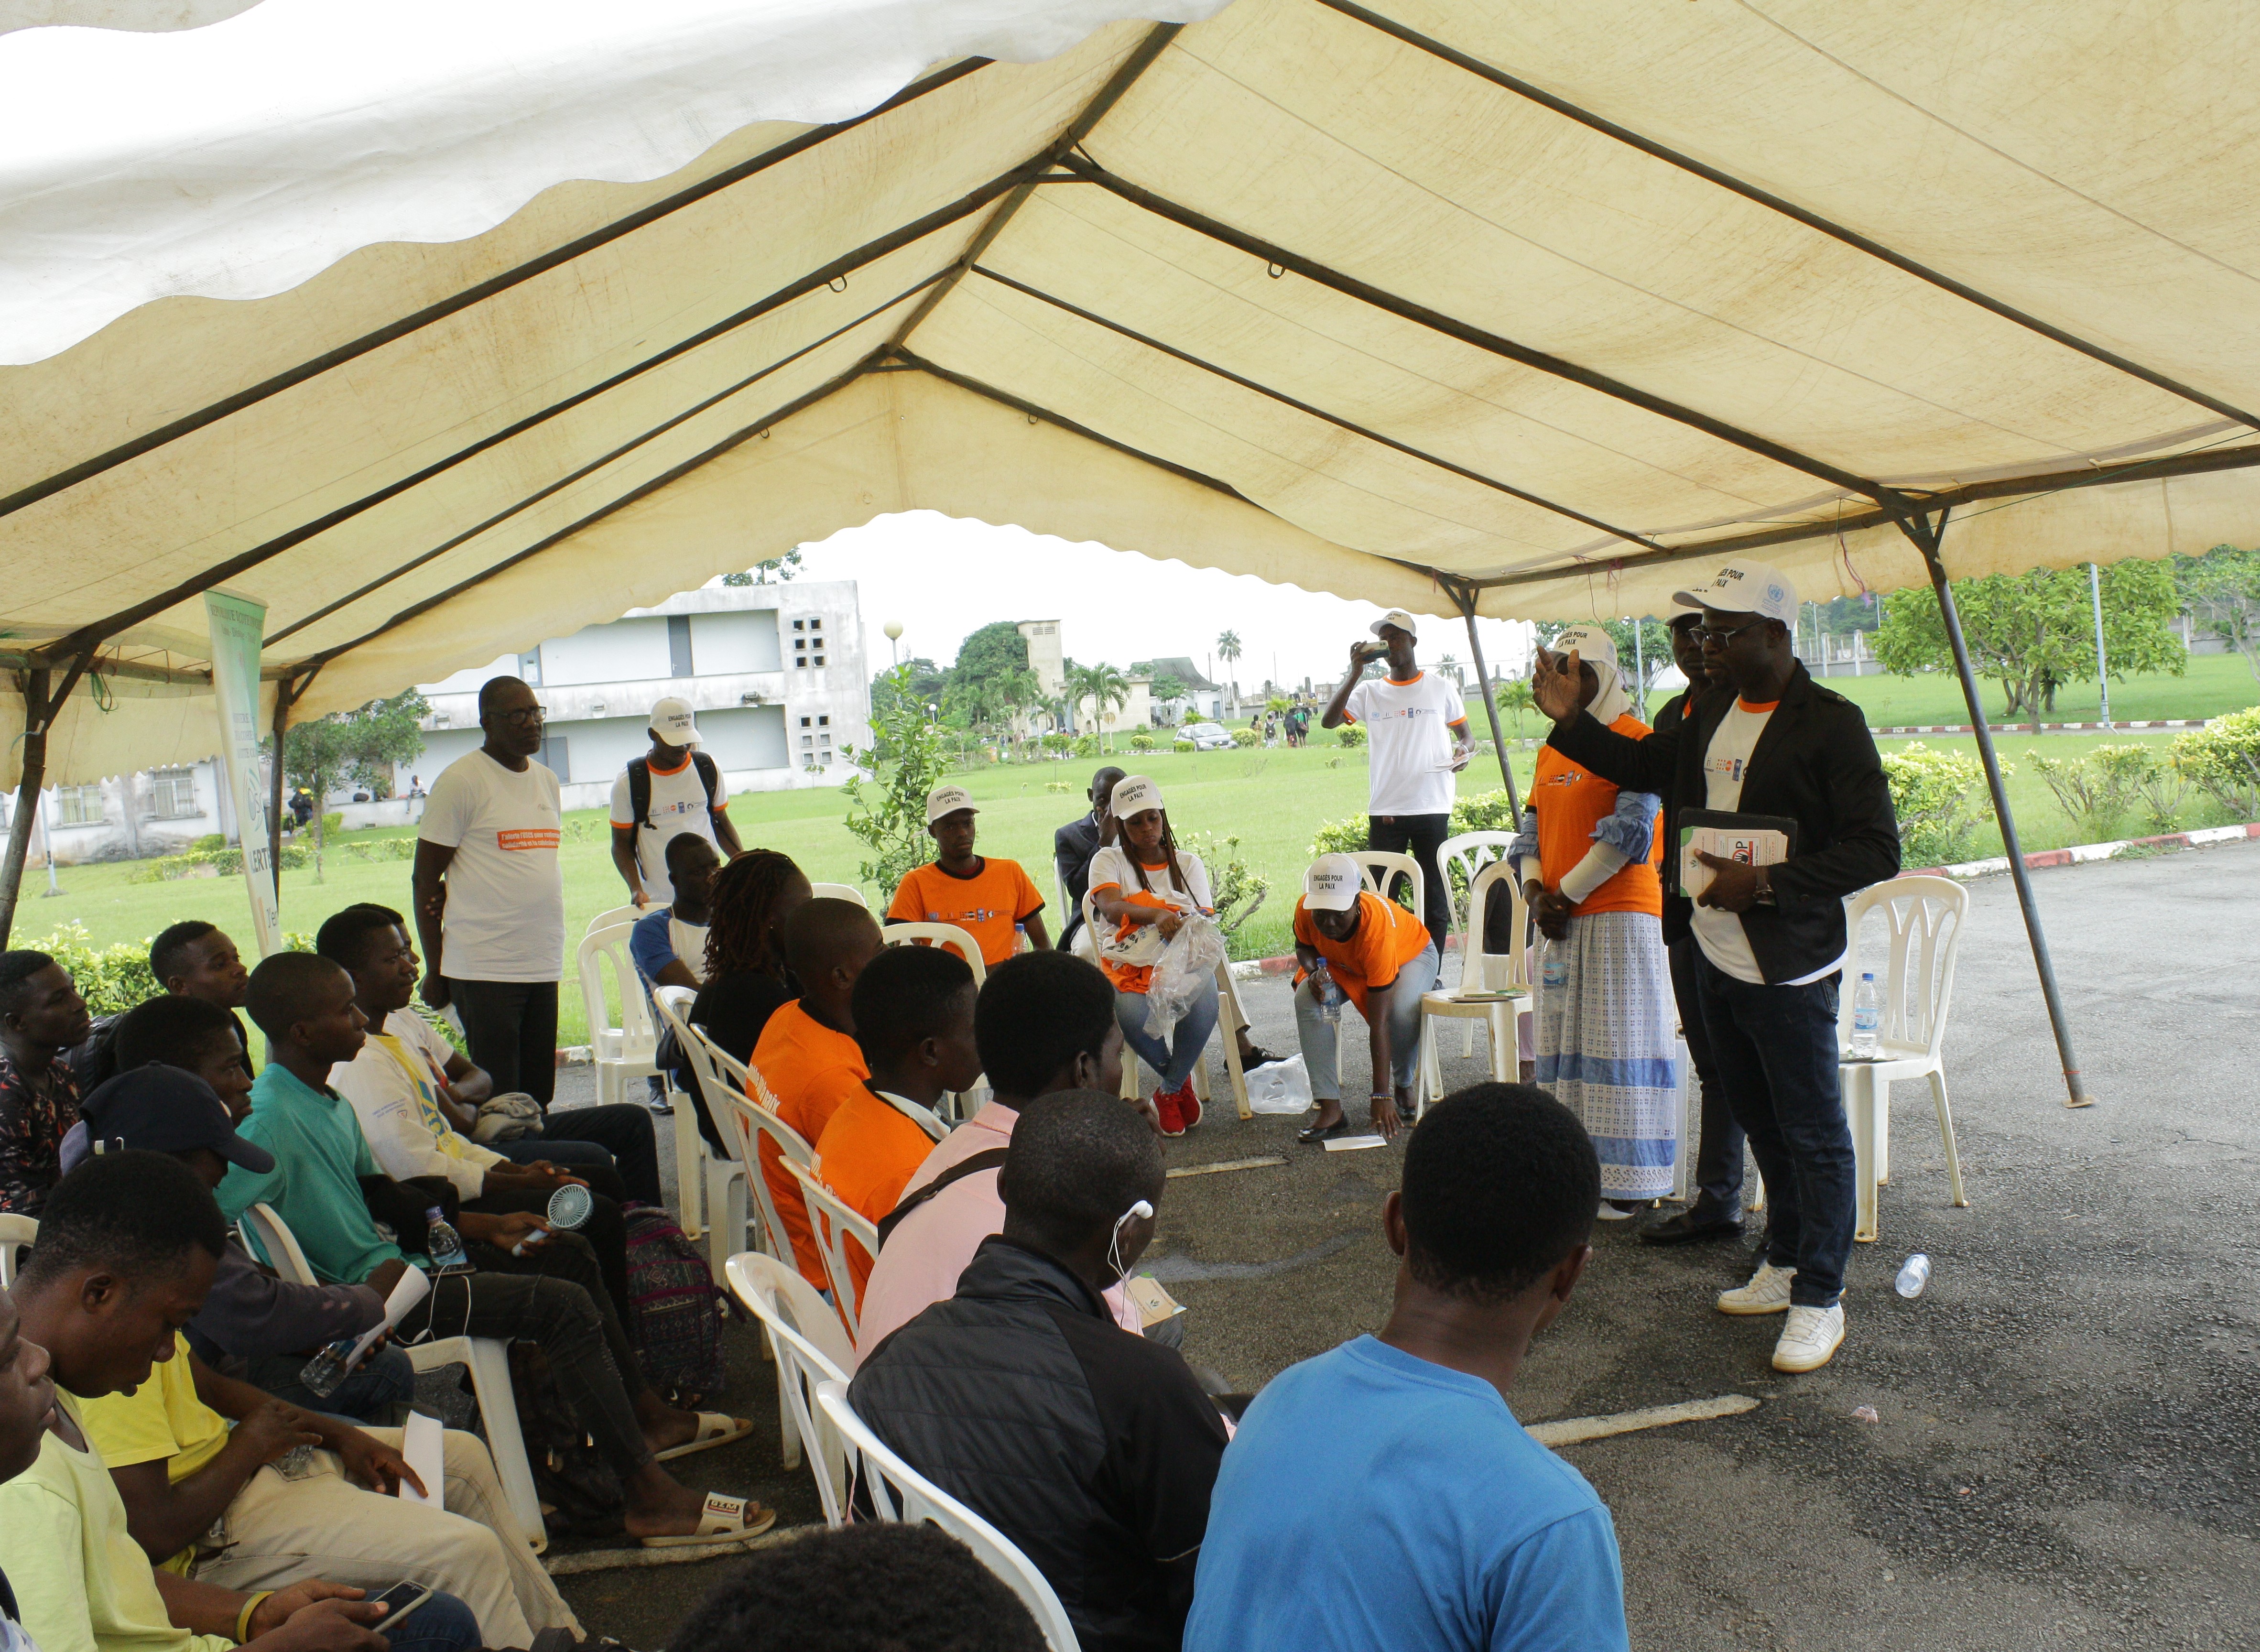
[1,658,91,948]
[2088,563,2112,728]
[1898,508,2096,1108]
[1451,588,1521,819]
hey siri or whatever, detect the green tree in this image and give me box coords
[1216,630,1242,715]
[1872,561,2185,718]
[1148,672,1189,722]
[2173,544,2260,682]
[722,549,803,585]
[840,663,954,891]
[275,689,428,881]
[1496,677,1536,736]
[1071,661,1131,751]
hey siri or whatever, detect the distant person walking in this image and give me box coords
[610,697,742,908]
[1321,609,1474,953]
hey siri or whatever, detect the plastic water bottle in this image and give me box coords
[1851,972,1882,1058]
[1013,923,1033,956]
[1895,1253,1931,1299]
[425,1206,473,1275]
[1540,944,1568,992]
[297,1337,356,1399]
[1312,960,1341,1024]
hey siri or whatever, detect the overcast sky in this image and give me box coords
[793,510,1541,696]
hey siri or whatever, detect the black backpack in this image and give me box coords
[626,751,720,830]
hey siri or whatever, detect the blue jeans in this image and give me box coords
[252,1344,415,1424]
[1116,975,1221,1091]
[1293,943,1439,1098]
[380,1588,482,1652]
[1694,958,1853,1307]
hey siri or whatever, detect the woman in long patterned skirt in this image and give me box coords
[1510,625,1678,1215]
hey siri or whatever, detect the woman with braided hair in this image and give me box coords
[684,849,812,1150]
[1087,776,1218,1136]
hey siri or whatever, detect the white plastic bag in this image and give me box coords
[1141,915,1228,1041]
[1244,1054,1314,1115]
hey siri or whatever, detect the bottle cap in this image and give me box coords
[425,1205,444,1217]
[546,1183,595,1230]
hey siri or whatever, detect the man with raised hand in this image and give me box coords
[1053,764,1127,955]
[1532,560,1899,1372]
[609,696,742,911]
[1320,609,1474,954]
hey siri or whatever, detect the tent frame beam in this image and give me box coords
[970,265,1669,551]
[0,56,994,524]
[1319,0,2260,434]
[0,656,93,948]
[1053,156,1913,511]
[1894,505,2094,1110]
[1442,580,1520,818]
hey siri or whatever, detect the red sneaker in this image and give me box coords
[1172,1076,1201,1131]
[1153,1086,1186,1138]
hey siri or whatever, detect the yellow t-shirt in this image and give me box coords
[74,1333,232,1485]
[0,1391,232,1652]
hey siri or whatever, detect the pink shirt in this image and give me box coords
[855,1100,1142,1353]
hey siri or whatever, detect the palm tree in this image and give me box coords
[1216,630,1242,717]
[1071,662,1133,751]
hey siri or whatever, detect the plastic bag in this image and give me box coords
[1244,1053,1314,1115]
[1142,915,1228,1041]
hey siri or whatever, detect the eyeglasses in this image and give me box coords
[1695,619,1770,646]
[494,704,548,727]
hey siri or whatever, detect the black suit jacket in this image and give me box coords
[1054,812,1104,949]
[1550,662,1900,982]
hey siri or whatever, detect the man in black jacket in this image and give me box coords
[1054,765,1128,954]
[1639,609,1745,1247]
[1534,559,1899,1374]
[849,1090,1229,1652]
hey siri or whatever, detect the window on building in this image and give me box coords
[148,768,200,819]
[56,784,104,826]
[793,619,805,631]
[813,653,826,667]
[794,637,806,650]
[800,734,813,748]
[667,615,694,678]
[810,617,823,631]
[818,715,829,726]
[518,648,543,685]
[535,736,570,783]
[795,657,806,669]
[800,716,811,727]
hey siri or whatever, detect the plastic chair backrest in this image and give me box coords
[881,922,988,986]
[576,923,655,1054]
[1839,876,1967,1059]
[815,1381,1081,1652]
[725,1252,854,1523]
[587,904,643,936]
[238,1202,320,1287]
[809,882,869,908]
[717,1060,817,1266]
[784,1159,879,1342]
[1461,859,1529,992]
[1352,850,1424,922]
[0,1213,35,1289]
[1436,831,1519,932]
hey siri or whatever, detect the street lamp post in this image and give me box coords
[883,620,903,668]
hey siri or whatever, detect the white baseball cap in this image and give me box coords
[1109,775,1163,816]
[1671,559,1799,624]
[925,783,978,825]
[1545,623,1618,671]
[1369,609,1420,641]
[1303,852,1364,912]
[649,696,699,744]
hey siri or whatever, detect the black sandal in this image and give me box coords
[1242,1045,1286,1071]
[1296,1117,1354,1144]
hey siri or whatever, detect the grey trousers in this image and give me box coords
[1293,943,1440,1098]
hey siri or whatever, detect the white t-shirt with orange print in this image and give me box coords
[1345,671,1468,816]
[419,748,565,981]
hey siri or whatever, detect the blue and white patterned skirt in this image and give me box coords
[1534,909,1679,1201]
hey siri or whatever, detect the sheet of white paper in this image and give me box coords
[1680,827,1789,898]
[347,1263,430,1367]
[1323,1134,1390,1152]
[397,1409,444,1507]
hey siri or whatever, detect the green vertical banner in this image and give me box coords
[204,590,282,958]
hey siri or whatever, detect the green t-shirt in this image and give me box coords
[219,1064,407,1285]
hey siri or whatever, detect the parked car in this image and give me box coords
[1180,722,1236,751]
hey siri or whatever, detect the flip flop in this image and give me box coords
[638,1490,779,1548]
[654,1413,754,1462]
[1296,1117,1354,1145]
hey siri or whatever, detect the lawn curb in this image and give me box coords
[1869,718,2208,736]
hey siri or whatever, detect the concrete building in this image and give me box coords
[1009,618,1155,745]
[1131,657,1226,722]
[0,760,236,867]
[413,579,869,812]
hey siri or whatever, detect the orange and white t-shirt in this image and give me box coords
[887,858,1045,967]
[1528,713,1664,918]
[751,1000,870,1290]
[813,1086,944,1303]
[1292,891,1434,1017]
[417,749,564,982]
[1086,844,1212,993]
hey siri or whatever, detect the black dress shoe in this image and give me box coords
[1242,1045,1286,1071]
[1297,1117,1355,1144]
[1638,1207,1743,1245]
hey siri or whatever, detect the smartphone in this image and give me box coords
[367,1583,434,1633]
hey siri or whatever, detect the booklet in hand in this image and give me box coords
[1676,809,1799,900]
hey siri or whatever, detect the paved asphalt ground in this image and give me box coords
[547,840,2260,1650]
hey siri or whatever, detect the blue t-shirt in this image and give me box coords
[628,908,679,987]
[1184,1336,1628,1652]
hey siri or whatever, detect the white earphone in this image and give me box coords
[1108,1199,1155,1278]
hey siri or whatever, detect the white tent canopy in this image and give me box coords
[6,0,2259,790]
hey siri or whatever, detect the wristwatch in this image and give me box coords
[1753,867,1777,906]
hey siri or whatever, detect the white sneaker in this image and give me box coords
[1716,1261,1797,1315]
[1771,1303,1847,1372]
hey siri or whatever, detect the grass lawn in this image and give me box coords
[18,710,2253,1046]
[1811,648,2259,726]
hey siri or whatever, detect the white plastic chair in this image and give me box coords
[1838,876,1971,1242]
[816,1381,1081,1652]
[725,1252,854,1522]
[575,923,658,1106]
[0,1212,36,1288]
[650,986,718,1239]
[671,1022,760,1280]
[881,921,988,985]
[236,1203,546,1551]
[1417,860,1531,1112]
[809,882,869,908]
[720,1074,819,1283]
[784,1159,880,1345]
[1353,850,1425,926]
[587,903,644,936]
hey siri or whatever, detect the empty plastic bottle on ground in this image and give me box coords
[1895,1253,1931,1298]
[426,1207,473,1275]
[1852,972,1881,1058]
